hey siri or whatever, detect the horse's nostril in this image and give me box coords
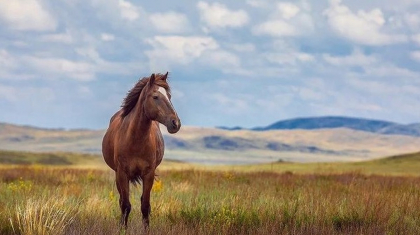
[172,119,177,127]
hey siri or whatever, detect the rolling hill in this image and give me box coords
[222,116,420,137]
[1,118,420,165]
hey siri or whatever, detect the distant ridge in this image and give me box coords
[221,116,420,137]
[1,120,420,164]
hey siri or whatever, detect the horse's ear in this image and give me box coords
[149,73,156,87]
[163,72,169,81]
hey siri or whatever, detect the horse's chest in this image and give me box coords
[130,159,153,178]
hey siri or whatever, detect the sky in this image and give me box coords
[1,0,420,129]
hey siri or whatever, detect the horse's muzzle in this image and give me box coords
[167,118,181,134]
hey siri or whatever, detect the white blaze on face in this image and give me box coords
[157,86,176,111]
[157,86,170,101]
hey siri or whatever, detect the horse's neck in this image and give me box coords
[126,100,152,139]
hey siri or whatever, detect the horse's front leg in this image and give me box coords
[116,170,131,229]
[141,171,154,229]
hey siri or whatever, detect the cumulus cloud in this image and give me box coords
[145,36,218,65]
[253,20,298,37]
[0,0,57,31]
[25,57,96,81]
[197,1,249,29]
[277,2,301,20]
[252,2,314,37]
[145,35,244,74]
[149,12,190,33]
[119,0,140,21]
[265,52,314,65]
[324,0,407,46]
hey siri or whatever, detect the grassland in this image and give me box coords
[1,150,420,234]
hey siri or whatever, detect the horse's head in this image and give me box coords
[143,72,181,134]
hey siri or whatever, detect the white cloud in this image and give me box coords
[149,12,190,33]
[323,48,377,67]
[277,2,300,20]
[0,0,57,31]
[324,0,407,46]
[252,2,314,37]
[145,36,246,74]
[101,33,115,41]
[197,1,249,29]
[24,56,96,81]
[265,52,314,65]
[253,20,298,37]
[119,0,140,21]
[145,36,219,68]
[75,47,102,62]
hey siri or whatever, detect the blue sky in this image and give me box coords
[1,0,420,129]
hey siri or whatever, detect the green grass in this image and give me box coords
[220,151,420,176]
[2,149,420,176]
[0,150,101,167]
[0,150,186,169]
[1,150,420,234]
[1,166,420,234]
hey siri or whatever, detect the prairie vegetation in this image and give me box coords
[1,151,420,234]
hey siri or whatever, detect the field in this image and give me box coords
[1,150,420,234]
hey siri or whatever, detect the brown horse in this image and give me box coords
[102,72,181,229]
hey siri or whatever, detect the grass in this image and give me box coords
[220,151,420,176]
[0,165,420,234]
[1,150,420,234]
[0,150,100,167]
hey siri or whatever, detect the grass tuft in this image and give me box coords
[11,196,79,235]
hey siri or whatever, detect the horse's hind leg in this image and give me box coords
[116,170,131,229]
[141,171,154,228]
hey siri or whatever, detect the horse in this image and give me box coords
[102,72,181,229]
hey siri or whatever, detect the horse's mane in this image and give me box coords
[121,73,171,117]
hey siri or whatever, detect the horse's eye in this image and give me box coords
[153,96,158,100]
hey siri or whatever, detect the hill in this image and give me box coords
[1,121,420,164]
[248,116,420,137]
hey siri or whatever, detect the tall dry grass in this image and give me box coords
[1,166,420,234]
[11,196,78,235]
